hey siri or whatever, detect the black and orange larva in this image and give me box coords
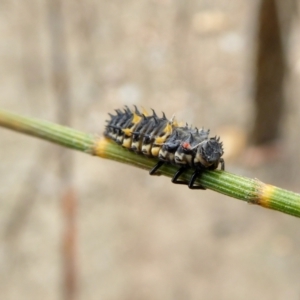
[104,106,224,189]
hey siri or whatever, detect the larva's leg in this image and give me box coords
[172,167,206,190]
[188,170,206,190]
[220,158,225,171]
[149,161,164,175]
[171,167,189,185]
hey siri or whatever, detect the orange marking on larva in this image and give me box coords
[104,106,225,189]
[182,142,190,149]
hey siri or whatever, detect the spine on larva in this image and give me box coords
[105,106,224,171]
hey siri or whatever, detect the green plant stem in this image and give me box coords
[0,109,95,152]
[0,108,300,218]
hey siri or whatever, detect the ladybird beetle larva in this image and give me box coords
[104,106,224,189]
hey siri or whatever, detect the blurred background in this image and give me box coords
[0,0,300,299]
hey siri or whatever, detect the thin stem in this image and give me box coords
[1,109,300,218]
[0,109,95,153]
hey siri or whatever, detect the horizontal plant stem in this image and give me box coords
[0,109,95,152]
[1,108,300,218]
[95,138,300,217]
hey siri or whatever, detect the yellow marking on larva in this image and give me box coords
[132,112,142,125]
[122,113,142,138]
[155,135,167,145]
[122,137,132,148]
[154,122,173,145]
[257,184,275,208]
[164,122,173,134]
[151,146,161,157]
[141,107,149,116]
[122,128,132,136]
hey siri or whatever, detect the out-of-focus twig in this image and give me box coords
[252,0,286,145]
[46,0,77,299]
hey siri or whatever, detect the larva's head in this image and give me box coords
[195,137,224,169]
